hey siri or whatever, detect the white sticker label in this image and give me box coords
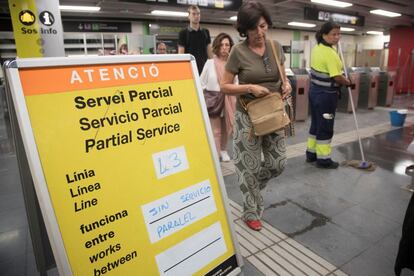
[152,145,189,179]
[155,222,226,276]
[141,180,217,243]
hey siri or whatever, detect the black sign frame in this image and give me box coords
[304,7,364,27]
[63,21,132,32]
[120,0,242,11]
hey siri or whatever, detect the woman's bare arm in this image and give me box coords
[220,70,270,97]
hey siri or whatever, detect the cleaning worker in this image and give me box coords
[306,21,351,169]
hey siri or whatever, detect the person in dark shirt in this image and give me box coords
[178,5,213,74]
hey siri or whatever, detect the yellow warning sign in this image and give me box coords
[11,57,240,275]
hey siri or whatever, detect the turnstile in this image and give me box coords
[367,70,379,109]
[355,67,378,109]
[377,71,397,107]
[291,68,310,121]
[338,72,360,113]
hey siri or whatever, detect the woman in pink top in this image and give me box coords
[200,33,237,162]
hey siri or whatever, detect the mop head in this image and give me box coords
[341,160,376,171]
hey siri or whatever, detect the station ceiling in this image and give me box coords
[1,0,413,35]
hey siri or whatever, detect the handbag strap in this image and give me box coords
[240,40,286,112]
[239,97,247,111]
[269,40,287,87]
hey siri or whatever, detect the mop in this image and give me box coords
[337,42,376,171]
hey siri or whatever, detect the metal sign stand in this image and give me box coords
[2,60,55,276]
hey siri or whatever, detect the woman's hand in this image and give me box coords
[249,84,270,97]
[281,81,292,100]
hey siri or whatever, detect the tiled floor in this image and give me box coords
[1,94,414,275]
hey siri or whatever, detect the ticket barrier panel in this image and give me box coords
[338,72,360,113]
[356,68,370,109]
[386,71,397,106]
[367,72,379,109]
[291,68,310,121]
[356,68,378,109]
[377,71,396,107]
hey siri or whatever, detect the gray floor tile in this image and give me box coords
[315,167,407,205]
[0,207,28,234]
[0,192,25,212]
[242,258,265,276]
[0,258,26,276]
[0,172,22,196]
[26,245,41,276]
[360,188,411,224]
[332,205,400,243]
[0,155,18,174]
[0,227,27,264]
[376,227,402,263]
[293,221,372,267]
[262,199,317,236]
[289,190,356,218]
[341,244,396,276]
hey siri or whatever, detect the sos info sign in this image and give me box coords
[6,55,241,276]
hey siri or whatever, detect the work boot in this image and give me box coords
[306,151,317,163]
[316,161,339,169]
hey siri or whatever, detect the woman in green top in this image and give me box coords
[306,22,351,169]
[220,0,292,231]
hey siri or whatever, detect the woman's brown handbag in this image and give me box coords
[240,40,293,136]
[204,89,225,117]
[241,93,290,136]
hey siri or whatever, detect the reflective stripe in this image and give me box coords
[317,155,331,160]
[316,139,332,144]
[307,137,316,152]
[310,68,340,89]
[311,79,333,87]
[316,143,331,159]
[310,69,330,79]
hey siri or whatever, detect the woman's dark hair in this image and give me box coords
[236,1,272,37]
[212,33,234,56]
[315,21,341,44]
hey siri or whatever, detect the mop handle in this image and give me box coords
[337,42,366,162]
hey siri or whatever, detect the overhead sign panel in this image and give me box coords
[304,7,365,26]
[121,0,242,11]
[6,55,241,276]
[63,21,132,33]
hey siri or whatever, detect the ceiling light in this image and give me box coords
[367,31,383,35]
[288,22,316,28]
[341,27,355,32]
[59,5,101,12]
[310,0,352,8]
[229,16,237,21]
[370,9,401,17]
[151,10,188,17]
